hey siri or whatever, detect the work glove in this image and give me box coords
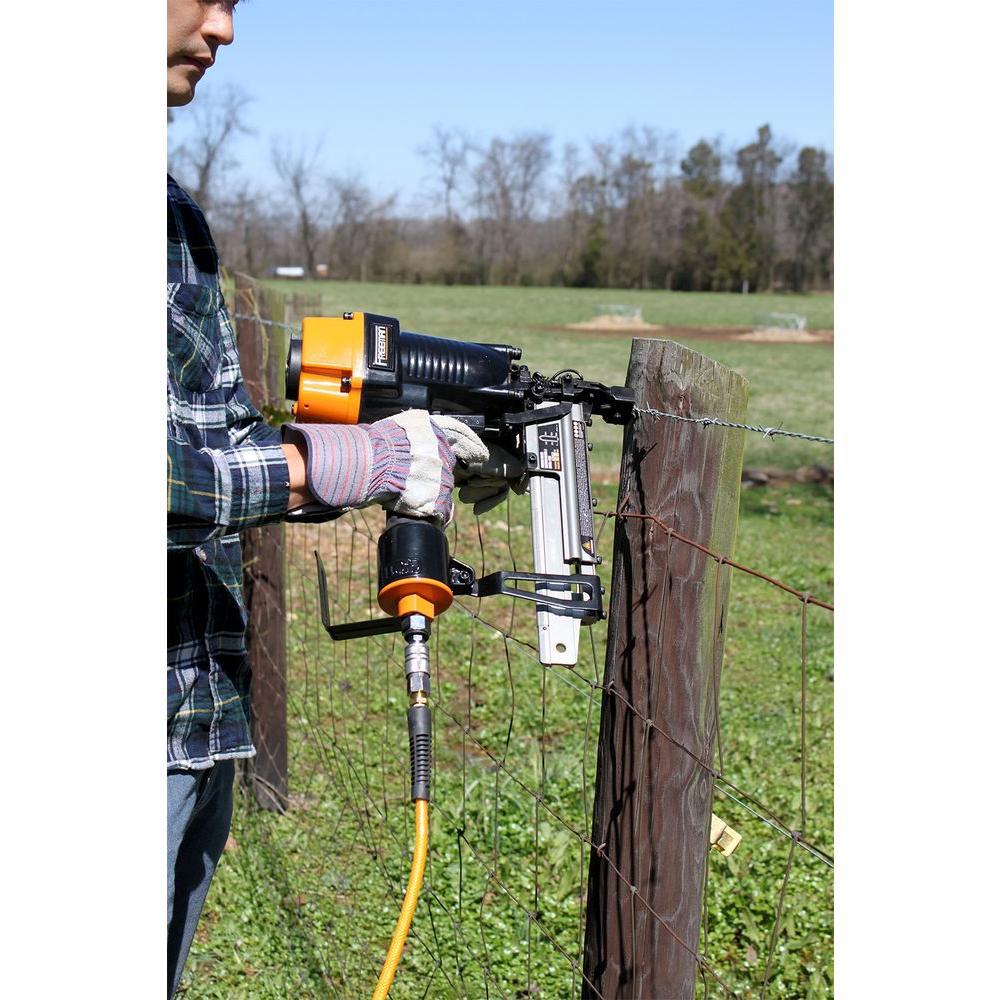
[455,443,526,516]
[282,410,489,526]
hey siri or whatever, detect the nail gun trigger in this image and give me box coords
[501,404,573,428]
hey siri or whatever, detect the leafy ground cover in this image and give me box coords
[182,286,833,998]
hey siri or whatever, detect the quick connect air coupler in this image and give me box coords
[402,613,432,802]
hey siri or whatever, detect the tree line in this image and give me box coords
[168,85,832,292]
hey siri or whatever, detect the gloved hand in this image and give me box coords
[454,443,526,516]
[282,410,489,525]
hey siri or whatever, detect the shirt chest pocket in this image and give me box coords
[168,282,224,392]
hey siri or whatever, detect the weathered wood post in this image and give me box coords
[583,339,748,998]
[233,272,290,812]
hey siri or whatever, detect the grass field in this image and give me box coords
[182,285,833,998]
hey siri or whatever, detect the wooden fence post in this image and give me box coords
[583,339,749,998]
[233,272,290,812]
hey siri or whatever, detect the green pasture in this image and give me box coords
[182,285,834,998]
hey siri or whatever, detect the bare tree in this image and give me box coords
[558,128,675,288]
[210,182,280,278]
[327,174,399,282]
[417,126,475,282]
[271,139,325,275]
[469,132,552,283]
[418,125,470,223]
[169,83,253,214]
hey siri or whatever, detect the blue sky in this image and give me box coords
[170,0,832,210]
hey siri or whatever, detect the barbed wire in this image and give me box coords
[635,405,834,445]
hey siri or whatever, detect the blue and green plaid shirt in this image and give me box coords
[167,174,290,770]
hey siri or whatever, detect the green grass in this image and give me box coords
[265,281,834,331]
[182,285,833,998]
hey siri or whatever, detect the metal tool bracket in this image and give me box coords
[315,551,603,643]
[464,569,603,619]
[315,550,402,641]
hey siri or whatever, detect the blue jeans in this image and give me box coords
[167,760,235,998]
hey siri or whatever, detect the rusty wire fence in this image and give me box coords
[198,283,833,999]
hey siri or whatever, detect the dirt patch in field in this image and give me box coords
[734,327,833,344]
[548,321,834,344]
[566,314,664,331]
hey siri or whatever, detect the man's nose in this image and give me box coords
[203,7,235,48]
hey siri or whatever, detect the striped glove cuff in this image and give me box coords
[282,421,410,510]
[283,410,484,525]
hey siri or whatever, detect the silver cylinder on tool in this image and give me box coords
[524,401,599,665]
[402,614,431,698]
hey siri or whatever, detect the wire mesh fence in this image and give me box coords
[189,280,833,999]
[598,508,834,998]
[206,497,832,998]
[285,500,610,999]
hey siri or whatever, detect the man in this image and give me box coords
[167,2,497,994]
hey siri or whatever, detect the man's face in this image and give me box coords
[167,0,236,107]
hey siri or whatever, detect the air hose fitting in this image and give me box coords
[403,617,433,802]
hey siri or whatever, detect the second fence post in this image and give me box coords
[583,338,748,998]
[233,272,290,812]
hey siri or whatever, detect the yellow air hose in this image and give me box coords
[371,798,430,1000]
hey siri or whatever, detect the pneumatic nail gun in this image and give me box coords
[284,311,634,667]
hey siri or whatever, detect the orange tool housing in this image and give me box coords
[292,313,366,424]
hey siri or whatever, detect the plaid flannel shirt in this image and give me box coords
[167,174,290,770]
